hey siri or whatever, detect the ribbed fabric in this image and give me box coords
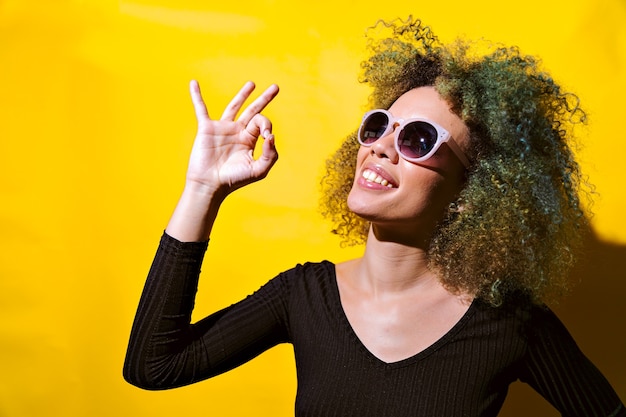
[124,233,625,416]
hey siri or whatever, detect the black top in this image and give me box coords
[124,233,625,417]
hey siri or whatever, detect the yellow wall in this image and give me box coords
[1,1,624,416]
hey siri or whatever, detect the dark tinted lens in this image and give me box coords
[360,112,389,144]
[397,121,438,159]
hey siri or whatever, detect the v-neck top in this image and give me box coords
[124,233,625,417]
[331,270,478,368]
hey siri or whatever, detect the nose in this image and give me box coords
[370,123,400,163]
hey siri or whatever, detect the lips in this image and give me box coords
[360,165,398,188]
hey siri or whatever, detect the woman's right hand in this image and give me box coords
[185,79,280,200]
[165,80,280,242]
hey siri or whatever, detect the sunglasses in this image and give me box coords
[357,109,470,168]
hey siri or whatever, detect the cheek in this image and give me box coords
[403,166,464,209]
[356,145,369,161]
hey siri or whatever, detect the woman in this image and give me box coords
[124,18,624,416]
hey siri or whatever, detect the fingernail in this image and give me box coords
[262,129,272,139]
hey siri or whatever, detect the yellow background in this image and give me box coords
[1,1,625,416]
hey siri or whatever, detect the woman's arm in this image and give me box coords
[123,80,285,389]
[123,233,290,389]
[521,305,625,416]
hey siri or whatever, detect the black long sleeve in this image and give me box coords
[123,233,289,389]
[124,233,624,416]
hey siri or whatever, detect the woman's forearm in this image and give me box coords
[165,181,226,242]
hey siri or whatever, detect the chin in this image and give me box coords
[347,189,367,216]
[347,195,383,223]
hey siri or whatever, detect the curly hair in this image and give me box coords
[319,17,592,306]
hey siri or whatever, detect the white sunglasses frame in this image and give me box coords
[358,109,470,168]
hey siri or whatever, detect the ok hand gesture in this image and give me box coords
[166,80,280,242]
[185,80,280,199]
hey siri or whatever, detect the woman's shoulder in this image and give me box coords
[267,260,337,293]
[280,260,336,278]
[470,291,569,338]
[263,260,344,319]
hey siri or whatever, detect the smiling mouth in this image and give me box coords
[362,169,394,188]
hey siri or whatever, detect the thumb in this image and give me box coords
[252,131,279,179]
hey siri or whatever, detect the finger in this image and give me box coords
[247,114,277,177]
[252,131,279,179]
[237,84,279,125]
[243,114,273,140]
[189,80,211,121]
[220,81,256,121]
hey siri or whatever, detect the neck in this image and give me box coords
[353,226,441,298]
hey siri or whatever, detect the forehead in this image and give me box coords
[389,87,469,146]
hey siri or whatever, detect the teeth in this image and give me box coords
[362,169,393,188]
